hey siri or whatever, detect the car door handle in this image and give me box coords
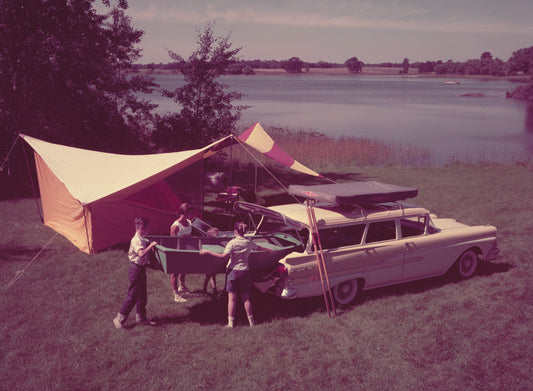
[405,242,417,249]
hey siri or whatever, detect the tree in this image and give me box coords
[345,57,364,73]
[401,58,409,74]
[280,57,304,73]
[418,61,436,73]
[0,0,157,156]
[153,22,247,151]
[506,46,533,76]
[506,46,533,100]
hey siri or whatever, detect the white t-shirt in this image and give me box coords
[171,219,192,236]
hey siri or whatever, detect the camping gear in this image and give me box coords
[288,181,418,205]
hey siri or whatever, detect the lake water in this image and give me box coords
[148,73,533,165]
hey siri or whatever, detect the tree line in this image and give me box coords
[138,49,533,78]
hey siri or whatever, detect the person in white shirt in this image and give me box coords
[169,203,194,302]
[113,217,157,329]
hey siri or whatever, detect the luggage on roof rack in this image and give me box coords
[288,181,418,205]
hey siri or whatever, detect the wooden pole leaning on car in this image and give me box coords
[305,199,337,317]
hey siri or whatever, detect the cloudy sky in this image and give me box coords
[123,0,533,64]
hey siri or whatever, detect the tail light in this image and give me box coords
[276,265,288,276]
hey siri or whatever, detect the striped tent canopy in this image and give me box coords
[237,123,323,178]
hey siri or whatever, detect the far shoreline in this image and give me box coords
[134,66,530,82]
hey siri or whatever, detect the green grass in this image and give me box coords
[1,164,532,390]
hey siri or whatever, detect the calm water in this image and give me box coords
[148,74,533,164]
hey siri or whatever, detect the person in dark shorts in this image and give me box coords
[200,222,266,328]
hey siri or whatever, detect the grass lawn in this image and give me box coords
[1,164,532,390]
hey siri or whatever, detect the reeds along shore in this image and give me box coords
[232,127,432,168]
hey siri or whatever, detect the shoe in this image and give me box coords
[173,292,187,303]
[136,314,156,326]
[113,313,125,329]
[224,324,234,329]
[177,286,189,293]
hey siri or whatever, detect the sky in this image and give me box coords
[122,0,533,65]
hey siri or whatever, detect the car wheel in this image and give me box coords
[455,250,478,279]
[333,279,359,305]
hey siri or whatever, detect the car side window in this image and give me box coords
[318,225,365,249]
[365,220,396,243]
[401,216,426,238]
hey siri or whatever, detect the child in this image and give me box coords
[200,222,266,328]
[202,227,220,296]
[113,217,157,329]
[169,203,194,302]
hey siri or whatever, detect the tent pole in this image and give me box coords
[229,138,233,187]
[254,160,258,195]
[82,205,92,253]
[305,199,333,317]
[0,133,21,174]
[308,200,337,317]
[233,138,301,204]
[22,140,44,223]
[200,155,205,215]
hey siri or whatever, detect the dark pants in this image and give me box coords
[119,263,147,319]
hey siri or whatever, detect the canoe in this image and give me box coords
[144,232,304,278]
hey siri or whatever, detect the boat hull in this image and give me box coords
[145,233,303,278]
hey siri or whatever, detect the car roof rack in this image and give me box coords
[288,181,418,206]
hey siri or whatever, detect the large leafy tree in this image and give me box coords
[506,46,533,76]
[280,57,304,73]
[345,57,364,73]
[0,0,156,157]
[154,22,247,151]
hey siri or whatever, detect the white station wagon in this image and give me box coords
[244,181,500,305]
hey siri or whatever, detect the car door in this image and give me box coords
[318,224,366,277]
[401,215,449,280]
[361,220,405,287]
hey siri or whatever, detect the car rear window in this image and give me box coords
[401,216,427,238]
[365,220,396,243]
[318,225,365,249]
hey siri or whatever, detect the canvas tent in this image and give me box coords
[19,123,324,254]
[20,134,233,253]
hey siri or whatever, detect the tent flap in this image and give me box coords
[238,123,323,178]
